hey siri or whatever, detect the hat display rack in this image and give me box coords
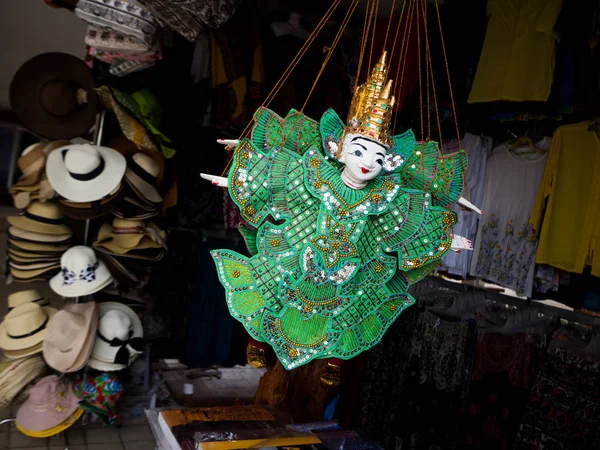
[2,55,166,438]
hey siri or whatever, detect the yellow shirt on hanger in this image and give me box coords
[530,122,600,276]
[468,0,563,103]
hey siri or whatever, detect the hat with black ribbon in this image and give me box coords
[89,302,143,371]
[7,201,72,236]
[0,303,57,354]
[46,143,126,203]
[125,153,163,204]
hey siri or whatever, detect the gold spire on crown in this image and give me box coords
[346,52,395,146]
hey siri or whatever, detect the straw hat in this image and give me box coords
[10,266,61,284]
[46,143,126,203]
[125,153,163,203]
[0,303,57,352]
[8,247,64,259]
[94,219,166,255]
[7,290,49,311]
[9,53,97,140]
[9,260,62,271]
[16,375,82,434]
[7,201,71,236]
[0,356,47,409]
[57,183,125,220]
[88,302,143,371]
[11,144,46,190]
[8,238,69,254]
[8,249,61,263]
[17,409,84,438]
[43,302,98,373]
[49,246,113,297]
[8,226,72,244]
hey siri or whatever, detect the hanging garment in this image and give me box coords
[410,311,470,392]
[138,0,240,41]
[530,122,600,276]
[356,307,420,449]
[442,133,492,278]
[462,335,535,449]
[76,0,160,47]
[468,0,563,103]
[470,139,551,297]
[390,312,470,449]
[515,346,600,449]
[184,235,240,368]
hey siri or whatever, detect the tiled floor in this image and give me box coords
[0,416,157,449]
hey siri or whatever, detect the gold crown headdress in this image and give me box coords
[346,52,395,147]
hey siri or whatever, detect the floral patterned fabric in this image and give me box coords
[410,311,470,392]
[74,372,124,425]
[462,335,536,449]
[515,346,600,449]
[470,140,551,296]
[138,0,240,41]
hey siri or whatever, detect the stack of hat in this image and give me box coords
[6,289,50,314]
[10,141,70,209]
[93,218,167,288]
[7,202,72,282]
[0,356,48,410]
[16,375,84,438]
[50,246,114,298]
[88,302,144,371]
[114,153,163,219]
[43,302,98,372]
[46,143,127,218]
[0,299,57,359]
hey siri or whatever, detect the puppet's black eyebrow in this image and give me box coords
[351,136,388,150]
[375,152,384,157]
[352,143,367,151]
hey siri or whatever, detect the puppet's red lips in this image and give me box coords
[360,167,371,174]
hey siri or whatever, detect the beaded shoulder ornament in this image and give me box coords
[209,52,468,369]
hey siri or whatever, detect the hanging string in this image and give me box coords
[220,0,344,176]
[420,0,431,140]
[301,0,361,112]
[420,0,443,147]
[382,0,398,50]
[432,0,460,150]
[415,0,424,142]
[392,0,416,134]
[354,0,376,91]
[368,0,380,71]
[389,0,408,62]
[432,0,469,200]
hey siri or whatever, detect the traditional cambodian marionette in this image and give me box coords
[201,51,476,383]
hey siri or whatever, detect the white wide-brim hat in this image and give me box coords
[46,143,126,203]
[89,302,143,371]
[49,246,113,297]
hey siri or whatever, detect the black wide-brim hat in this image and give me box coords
[10,53,97,139]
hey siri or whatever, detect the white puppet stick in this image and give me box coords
[450,234,472,253]
[200,173,228,188]
[458,196,482,215]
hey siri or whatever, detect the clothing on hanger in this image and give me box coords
[468,0,562,103]
[441,133,492,278]
[470,137,552,297]
[270,12,310,40]
[531,122,600,277]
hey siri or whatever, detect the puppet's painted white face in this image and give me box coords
[339,133,387,189]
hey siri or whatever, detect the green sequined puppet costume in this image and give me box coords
[211,53,466,370]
